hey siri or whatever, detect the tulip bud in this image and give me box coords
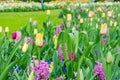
[22,42,28,53]
[36,33,43,46]
[80,18,83,23]
[5,26,9,32]
[34,28,38,35]
[29,18,32,23]
[47,10,50,15]
[67,14,72,21]
[107,51,113,64]
[96,24,98,29]
[28,71,34,80]
[80,69,84,80]
[53,35,58,49]
[100,23,107,35]
[0,26,2,32]
[102,13,105,18]
[114,22,117,27]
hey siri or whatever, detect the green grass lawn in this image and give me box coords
[0,9,62,34]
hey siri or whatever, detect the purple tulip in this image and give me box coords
[12,31,22,42]
[69,52,76,61]
[27,37,34,45]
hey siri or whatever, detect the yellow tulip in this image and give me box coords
[0,26,2,32]
[102,13,105,18]
[28,71,34,80]
[108,11,112,17]
[114,22,117,27]
[49,62,54,73]
[53,35,58,49]
[36,33,43,46]
[107,51,113,64]
[80,18,83,23]
[5,26,9,32]
[22,42,28,53]
[97,7,102,12]
[100,23,107,35]
[67,14,72,21]
[47,10,50,15]
[34,28,38,35]
[80,69,84,80]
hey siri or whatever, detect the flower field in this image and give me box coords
[0,2,120,80]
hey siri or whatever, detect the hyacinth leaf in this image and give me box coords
[4,37,24,67]
[72,31,79,56]
[19,42,32,68]
[67,61,73,79]
[85,58,93,69]
[52,51,59,77]
[0,58,20,80]
[89,74,96,80]
[111,55,120,79]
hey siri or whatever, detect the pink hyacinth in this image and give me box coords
[69,52,76,61]
[27,37,34,45]
[94,62,105,80]
[58,44,64,62]
[12,31,22,42]
[34,59,49,80]
[55,23,64,36]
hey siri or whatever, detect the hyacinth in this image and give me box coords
[55,23,64,36]
[12,31,22,42]
[69,52,76,61]
[27,37,34,45]
[58,44,64,62]
[67,21,71,27]
[33,20,37,27]
[94,62,105,80]
[33,59,50,80]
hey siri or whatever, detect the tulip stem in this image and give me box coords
[107,63,111,80]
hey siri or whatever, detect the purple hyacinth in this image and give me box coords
[34,59,49,80]
[78,15,81,20]
[33,20,37,27]
[67,21,71,27]
[55,23,64,36]
[27,37,34,45]
[58,44,64,62]
[94,62,105,80]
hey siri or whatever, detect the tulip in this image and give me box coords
[80,69,84,80]
[53,35,58,49]
[5,26,9,32]
[107,51,113,64]
[80,18,83,23]
[0,26,2,32]
[102,38,106,45]
[67,14,72,21]
[102,13,105,18]
[22,42,28,53]
[34,28,38,35]
[36,33,43,47]
[28,71,34,80]
[49,62,53,73]
[47,10,50,15]
[100,23,108,35]
[88,11,95,17]
[114,22,117,27]
[29,18,32,23]
[107,11,112,17]
[12,31,22,42]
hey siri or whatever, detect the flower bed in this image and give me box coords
[0,2,120,80]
